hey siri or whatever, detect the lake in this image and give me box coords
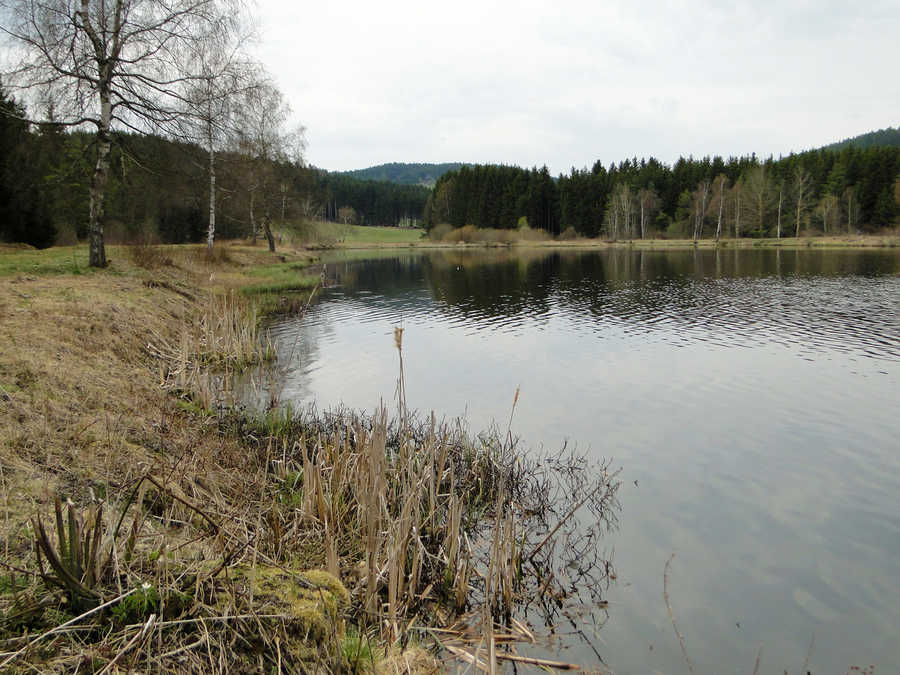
[244,247,900,673]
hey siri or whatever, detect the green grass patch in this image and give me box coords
[0,574,30,595]
[0,245,94,277]
[276,470,304,508]
[341,627,382,670]
[239,263,319,295]
[174,398,215,418]
[341,224,424,244]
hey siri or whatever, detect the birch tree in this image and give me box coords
[637,187,658,240]
[233,82,304,252]
[712,174,728,242]
[1,0,237,266]
[775,179,784,238]
[793,167,811,237]
[608,183,633,240]
[692,178,711,241]
[178,34,262,253]
[730,178,744,238]
[818,194,839,234]
[743,166,770,236]
[843,186,858,234]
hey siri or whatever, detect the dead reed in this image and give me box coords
[215,398,621,669]
[0,249,619,672]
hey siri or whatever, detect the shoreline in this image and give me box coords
[0,241,619,672]
[333,232,900,251]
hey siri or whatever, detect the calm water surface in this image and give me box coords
[249,248,900,673]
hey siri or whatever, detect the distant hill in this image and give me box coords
[822,126,900,151]
[341,162,467,187]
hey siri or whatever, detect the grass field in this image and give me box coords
[339,224,425,244]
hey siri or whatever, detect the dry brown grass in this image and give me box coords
[0,243,620,672]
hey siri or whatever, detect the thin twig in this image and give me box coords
[801,633,815,673]
[663,553,696,675]
[97,613,157,675]
[751,644,762,675]
[528,480,607,562]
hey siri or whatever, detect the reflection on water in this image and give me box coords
[245,248,900,673]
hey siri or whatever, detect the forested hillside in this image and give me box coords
[823,127,900,152]
[3,72,898,249]
[0,86,427,248]
[426,147,900,239]
[313,171,430,226]
[341,162,466,186]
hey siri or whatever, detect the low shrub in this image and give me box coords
[558,226,579,241]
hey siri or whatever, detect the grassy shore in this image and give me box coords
[287,221,900,250]
[0,239,618,672]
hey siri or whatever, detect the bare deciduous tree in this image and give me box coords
[818,194,839,234]
[743,166,770,236]
[1,0,238,266]
[637,187,658,240]
[776,179,784,239]
[712,174,728,242]
[843,186,859,234]
[793,167,812,237]
[233,82,304,252]
[177,29,263,253]
[692,179,711,241]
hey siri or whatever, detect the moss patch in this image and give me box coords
[226,564,349,667]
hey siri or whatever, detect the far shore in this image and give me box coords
[335,232,900,251]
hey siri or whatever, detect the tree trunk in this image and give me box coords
[776,186,783,239]
[88,83,112,268]
[796,196,802,238]
[715,180,725,242]
[263,215,275,252]
[207,145,216,253]
[249,190,257,244]
[735,193,741,238]
[847,192,853,233]
[640,201,645,239]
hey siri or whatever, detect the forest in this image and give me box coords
[3,71,898,249]
[0,84,429,248]
[425,147,900,239]
[341,162,466,186]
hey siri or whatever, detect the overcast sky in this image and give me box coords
[254,0,900,174]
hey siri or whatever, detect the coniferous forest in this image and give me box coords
[2,78,899,248]
[425,148,900,238]
[0,84,429,247]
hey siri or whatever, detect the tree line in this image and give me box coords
[0,84,429,249]
[425,147,900,239]
[0,0,429,261]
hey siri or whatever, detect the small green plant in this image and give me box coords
[0,574,29,595]
[277,470,304,508]
[110,583,159,624]
[341,627,380,671]
[32,497,138,611]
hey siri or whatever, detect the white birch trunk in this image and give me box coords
[776,187,783,239]
[207,145,216,252]
[88,81,112,267]
[715,180,725,242]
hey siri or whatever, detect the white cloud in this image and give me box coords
[254,0,900,172]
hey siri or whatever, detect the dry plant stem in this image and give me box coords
[97,613,157,675]
[801,634,815,673]
[752,644,762,675]
[0,587,140,668]
[492,653,583,670]
[528,479,608,563]
[664,553,696,675]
